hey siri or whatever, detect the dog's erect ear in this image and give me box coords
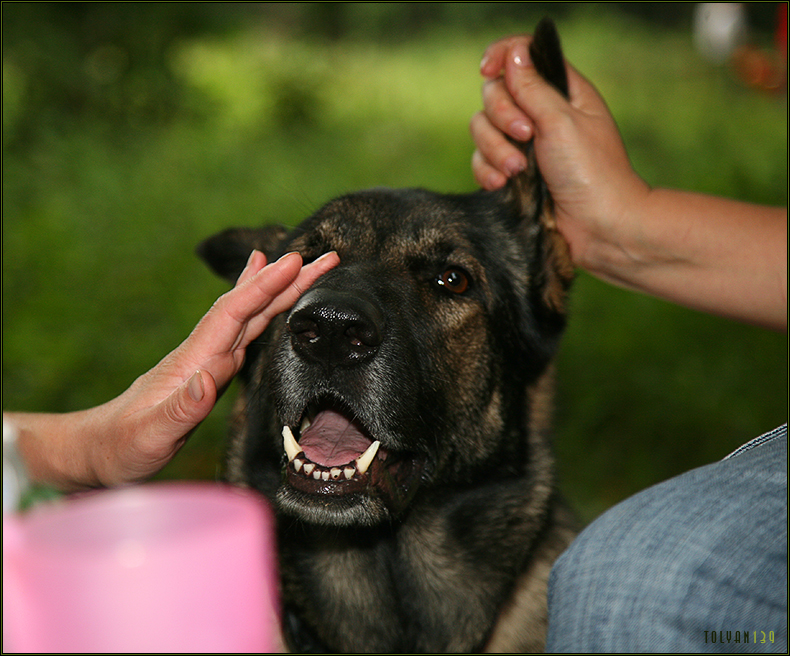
[528,17,568,98]
[196,225,289,283]
[507,18,574,314]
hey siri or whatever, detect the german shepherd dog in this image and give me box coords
[198,19,576,652]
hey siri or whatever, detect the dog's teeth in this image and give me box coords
[300,415,312,433]
[282,426,301,462]
[355,440,381,475]
[286,428,379,480]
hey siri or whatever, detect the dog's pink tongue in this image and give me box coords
[299,409,372,467]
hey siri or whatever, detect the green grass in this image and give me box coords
[3,8,786,521]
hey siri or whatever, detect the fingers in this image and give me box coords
[474,34,569,189]
[471,148,508,190]
[480,34,530,79]
[190,250,340,369]
[232,251,339,353]
[206,251,304,339]
[479,35,582,143]
[235,249,268,286]
[504,42,606,127]
[255,250,340,321]
[169,250,338,388]
[481,77,534,142]
[470,108,527,188]
[227,250,339,327]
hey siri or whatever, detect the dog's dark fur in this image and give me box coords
[198,19,577,652]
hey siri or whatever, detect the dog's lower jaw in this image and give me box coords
[275,460,426,527]
[276,437,427,526]
[275,485,392,526]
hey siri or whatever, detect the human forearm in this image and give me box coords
[582,189,787,331]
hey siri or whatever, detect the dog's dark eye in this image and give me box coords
[436,268,470,294]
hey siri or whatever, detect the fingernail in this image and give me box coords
[504,154,527,177]
[276,251,301,264]
[187,370,205,403]
[480,53,490,72]
[245,249,261,268]
[314,250,339,264]
[512,43,530,67]
[509,119,532,140]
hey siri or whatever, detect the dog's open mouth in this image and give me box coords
[279,398,424,522]
[282,407,383,493]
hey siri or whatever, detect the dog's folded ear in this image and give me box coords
[196,225,289,283]
[507,18,574,315]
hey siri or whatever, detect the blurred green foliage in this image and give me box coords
[3,3,787,521]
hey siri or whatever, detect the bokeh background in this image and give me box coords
[3,3,787,522]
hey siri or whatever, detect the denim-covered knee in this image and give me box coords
[545,429,787,653]
[545,494,669,651]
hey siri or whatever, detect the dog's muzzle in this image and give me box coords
[276,286,424,525]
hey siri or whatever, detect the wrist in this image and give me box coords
[7,410,101,491]
[568,178,655,285]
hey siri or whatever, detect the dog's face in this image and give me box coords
[198,17,573,531]
[199,179,572,528]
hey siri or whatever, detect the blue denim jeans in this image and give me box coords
[545,425,787,653]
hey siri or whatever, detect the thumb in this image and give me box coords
[504,41,569,133]
[156,370,219,436]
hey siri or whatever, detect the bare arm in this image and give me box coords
[471,36,787,331]
[602,189,786,330]
[5,249,340,491]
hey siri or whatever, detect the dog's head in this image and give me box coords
[198,19,572,528]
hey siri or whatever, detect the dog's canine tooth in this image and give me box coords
[355,440,380,475]
[303,462,316,476]
[343,466,356,480]
[300,415,312,433]
[282,426,301,462]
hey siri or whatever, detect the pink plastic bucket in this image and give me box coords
[3,482,280,653]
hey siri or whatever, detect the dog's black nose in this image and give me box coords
[287,288,385,368]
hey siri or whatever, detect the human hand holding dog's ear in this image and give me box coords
[7,250,340,491]
[471,34,786,331]
[470,34,650,272]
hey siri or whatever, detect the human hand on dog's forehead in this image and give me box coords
[132,249,341,437]
[178,249,340,390]
[25,249,339,489]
